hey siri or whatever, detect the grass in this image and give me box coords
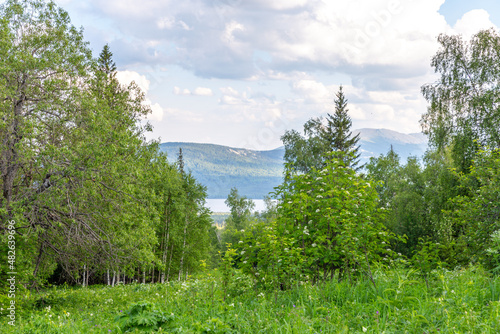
[1,266,500,333]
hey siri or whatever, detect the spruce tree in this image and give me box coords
[325,86,361,168]
[282,85,362,172]
[98,44,117,77]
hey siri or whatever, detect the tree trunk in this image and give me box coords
[167,243,174,282]
[1,97,25,221]
[82,265,86,287]
[161,196,171,284]
[179,219,188,281]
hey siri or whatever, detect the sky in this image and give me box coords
[53,0,500,150]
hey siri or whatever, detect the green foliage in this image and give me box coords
[238,152,397,289]
[445,148,500,268]
[281,86,361,174]
[0,0,212,287]
[411,239,444,289]
[486,230,500,274]
[421,29,500,170]
[238,220,305,290]
[114,301,175,332]
[220,188,255,250]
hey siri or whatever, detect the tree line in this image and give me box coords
[0,0,214,288]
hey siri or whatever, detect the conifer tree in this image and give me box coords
[98,44,117,77]
[282,85,362,173]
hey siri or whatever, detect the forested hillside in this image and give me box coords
[160,142,284,198]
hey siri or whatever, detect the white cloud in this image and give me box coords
[173,86,191,95]
[290,80,332,104]
[60,0,500,148]
[453,9,497,39]
[174,86,213,96]
[116,70,150,92]
[193,87,214,96]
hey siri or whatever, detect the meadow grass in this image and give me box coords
[1,266,499,333]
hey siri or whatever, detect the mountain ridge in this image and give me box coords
[160,128,428,199]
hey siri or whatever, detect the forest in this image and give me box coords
[1,0,500,333]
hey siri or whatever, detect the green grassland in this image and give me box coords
[3,266,500,333]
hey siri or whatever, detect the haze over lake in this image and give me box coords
[206,199,270,213]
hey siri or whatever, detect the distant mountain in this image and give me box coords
[160,142,284,199]
[160,129,428,199]
[354,128,428,165]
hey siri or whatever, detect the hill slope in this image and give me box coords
[160,129,428,199]
[160,142,284,199]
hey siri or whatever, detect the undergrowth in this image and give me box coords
[1,266,499,333]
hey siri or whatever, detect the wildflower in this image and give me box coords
[238,240,243,244]
[312,243,317,247]
[243,261,247,264]
[241,251,245,255]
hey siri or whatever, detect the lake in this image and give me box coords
[205,199,272,213]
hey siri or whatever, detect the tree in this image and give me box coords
[221,188,255,250]
[281,86,361,174]
[364,146,400,210]
[98,44,117,76]
[238,152,397,289]
[421,29,500,172]
[445,148,500,269]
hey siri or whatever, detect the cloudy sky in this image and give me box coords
[56,0,500,150]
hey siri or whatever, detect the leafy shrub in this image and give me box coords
[486,230,500,274]
[114,301,175,332]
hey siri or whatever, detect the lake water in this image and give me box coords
[206,199,270,213]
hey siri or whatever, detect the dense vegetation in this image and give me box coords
[1,266,500,333]
[1,0,500,333]
[0,0,213,291]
